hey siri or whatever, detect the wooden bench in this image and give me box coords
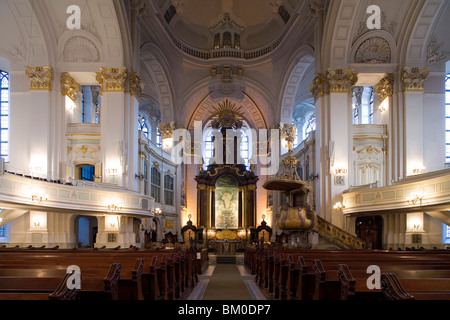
[0,247,198,300]
[0,271,79,300]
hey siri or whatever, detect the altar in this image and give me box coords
[211,240,242,255]
[207,229,244,254]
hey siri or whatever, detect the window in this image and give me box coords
[0,225,6,238]
[204,130,214,168]
[151,167,161,203]
[156,130,162,148]
[164,174,174,206]
[278,5,291,23]
[353,86,374,125]
[305,115,316,138]
[443,224,450,245]
[446,74,450,164]
[79,166,95,181]
[223,32,232,48]
[138,114,149,138]
[144,162,148,196]
[0,71,9,162]
[240,130,250,169]
[203,127,252,170]
[164,5,176,24]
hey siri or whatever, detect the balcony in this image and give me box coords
[0,171,153,217]
[342,168,450,215]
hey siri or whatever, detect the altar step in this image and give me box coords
[216,255,236,264]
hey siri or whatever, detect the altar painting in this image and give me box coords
[215,175,239,229]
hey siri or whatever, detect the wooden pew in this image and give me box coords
[0,250,176,300]
[0,271,79,300]
[251,249,450,301]
[381,272,450,300]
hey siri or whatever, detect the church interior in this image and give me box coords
[0,0,450,302]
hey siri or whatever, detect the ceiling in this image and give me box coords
[153,0,304,50]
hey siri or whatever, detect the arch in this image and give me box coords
[140,43,177,122]
[57,30,104,64]
[278,45,315,123]
[183,78,272,130]
[74,215,98,248]
[350,30,397,65]
[402,0,447,67]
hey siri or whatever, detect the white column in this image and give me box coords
[423,73,446,172]
[402,67,430,176]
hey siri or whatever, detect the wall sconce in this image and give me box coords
[378,99,389,113]
[407,192,424,206]
[335,168,348,176]
[308,173,320,181]
[32,193,48,203]
[334,202,345,211]
[154,208,161,214]
[412,166,425,175]
[108,201,122,212]
[135,173,145,181]
[106,168,119,176]
[105,215,120,231]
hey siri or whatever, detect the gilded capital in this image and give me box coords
[25,66,54,91]
[327,68,358,93]
[375,74,394,101]
[129,72,145,97]
[60,72,80,102]
[310,73,327,101]
[96,67,127,93]
[401,67,429,92]
[158,121,176,139]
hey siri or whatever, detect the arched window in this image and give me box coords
[353,86,374,125]
[446,74,450,164]
[304,115,316,139]
[0,71,9,162]
[202,126,252,170]
[156,129,162,148]
[138,114,149,138]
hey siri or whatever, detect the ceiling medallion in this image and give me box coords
[210,99,244,130]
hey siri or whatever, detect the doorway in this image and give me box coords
[75,216,98,248]
[356,216,383,250]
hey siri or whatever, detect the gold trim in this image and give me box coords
[25,66,54,91]
[96,67,127,93]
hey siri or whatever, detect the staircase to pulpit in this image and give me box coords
[264,124,367,250]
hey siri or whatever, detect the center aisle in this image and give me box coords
[186,255,267,301]
[201,264,253,300]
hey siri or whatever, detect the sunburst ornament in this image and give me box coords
[210,99,245,130]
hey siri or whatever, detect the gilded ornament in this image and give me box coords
[310,73,326,101]
[327,69,358,93]
[375,74,394,101]
[210,99,245,130]
[401,67,429,92]
[25,66,54,91]
[158,121,176,139]
[129,72,145,96]
[60,72,80,102]
[96,67,127,93]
